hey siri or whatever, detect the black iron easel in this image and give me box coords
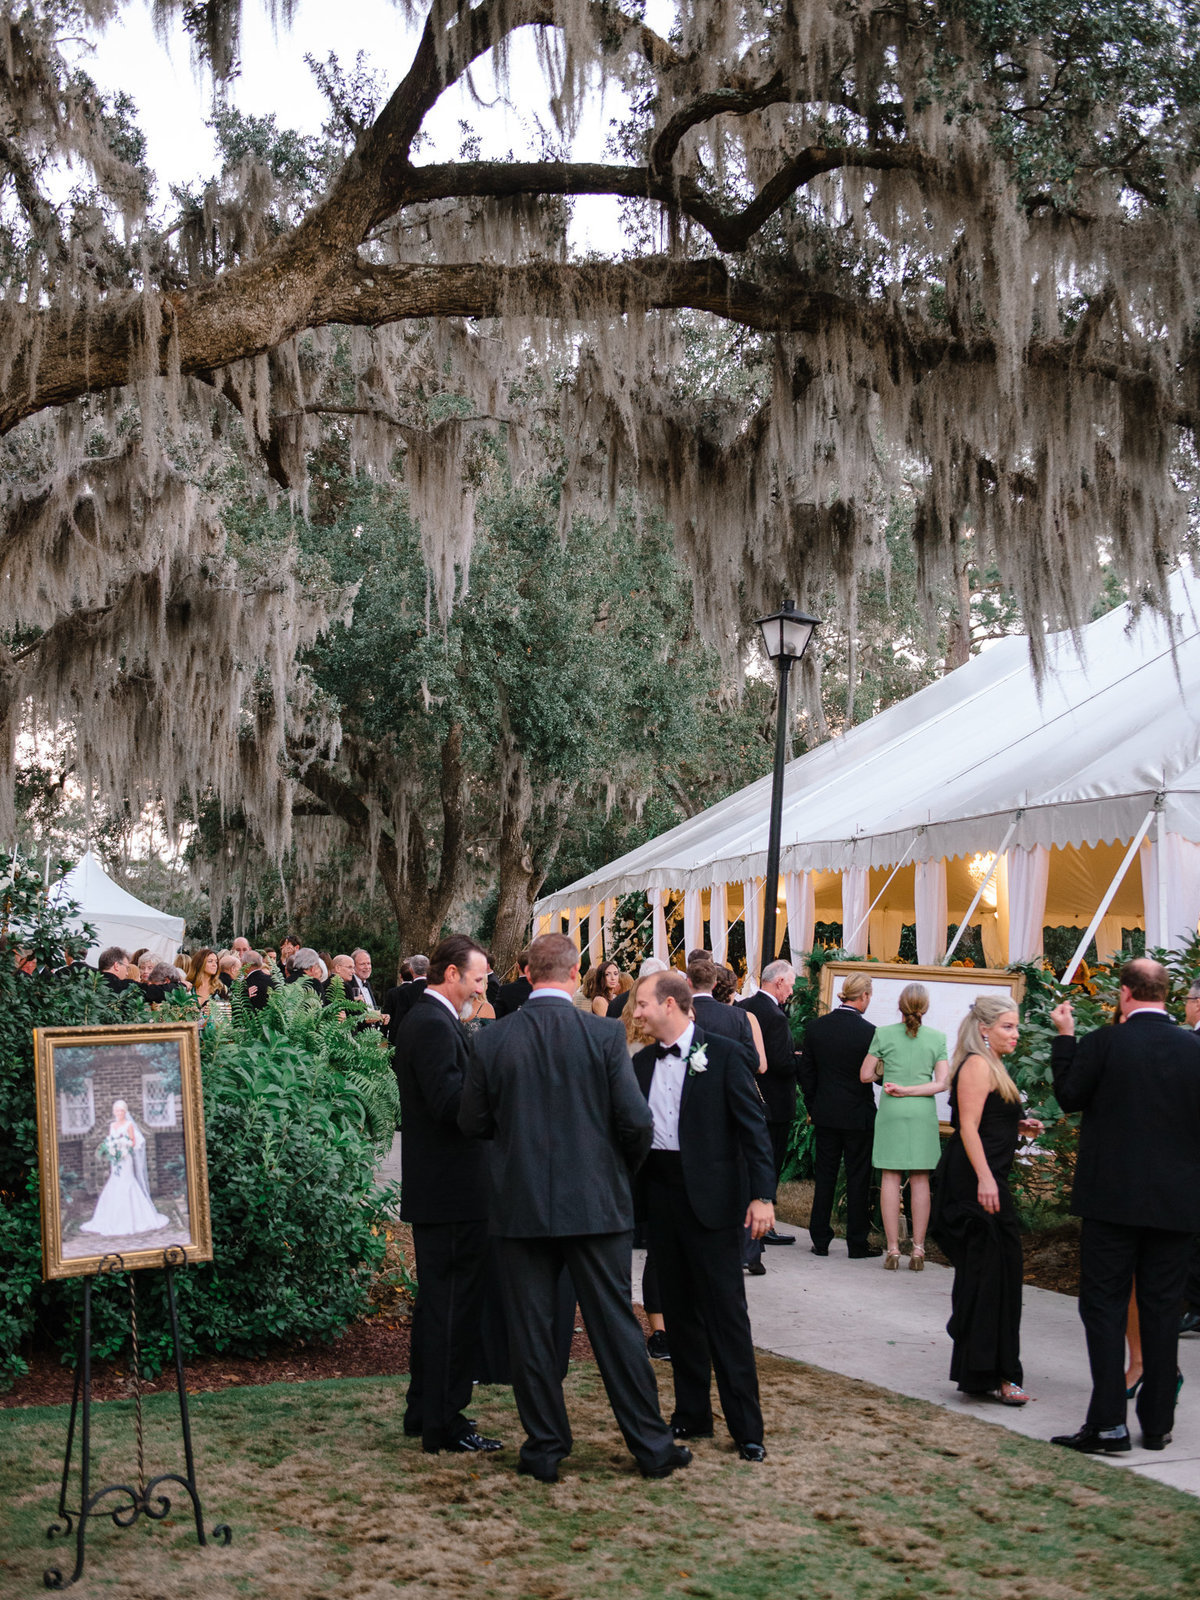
[44,1247,231,1589]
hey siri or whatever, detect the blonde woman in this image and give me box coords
[861,984,948,1269]
[930,995,1043,1405]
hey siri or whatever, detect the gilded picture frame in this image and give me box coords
[33,1022,212,1280]
[816,963,1028,1126]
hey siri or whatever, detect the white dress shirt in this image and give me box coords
[648,1020,696,1151]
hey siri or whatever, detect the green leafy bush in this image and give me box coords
[0,856,398,1386]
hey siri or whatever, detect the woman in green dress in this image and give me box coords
[860,984,949,1270]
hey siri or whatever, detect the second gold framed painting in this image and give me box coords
[33,1022,212,1280]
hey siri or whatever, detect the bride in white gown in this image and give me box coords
[80,1100,169,1235]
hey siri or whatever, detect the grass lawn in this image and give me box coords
[2,1354,1198,1599]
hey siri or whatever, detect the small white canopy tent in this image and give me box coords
[536,571,1200,975]
[50,851,186,966]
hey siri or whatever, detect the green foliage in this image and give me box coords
[0,863,398,1386]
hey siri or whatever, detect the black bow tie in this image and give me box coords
[655,1042,682,1060]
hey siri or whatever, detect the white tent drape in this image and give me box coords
[742,878,765,978]
[1095,916,1125,966]
[651,888,669,964]
[567,906,582,951]
[869,910,905,962]
[785,871,815,961]
[841,868,870,957]
[710,882,728,966]
[603,898,615,959]
[1140,831,1200,952]
[1007,845,1050,963]
[587,901,603,965]
[683,889,704,958]
[536,912,553,938]
[915,859,949,964]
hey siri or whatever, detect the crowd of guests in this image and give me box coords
[35,928,1200,1468]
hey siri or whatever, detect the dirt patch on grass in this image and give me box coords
[3,1357,1197,1600]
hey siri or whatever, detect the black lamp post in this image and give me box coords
[756,601,821,972]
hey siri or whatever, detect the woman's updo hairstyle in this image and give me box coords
[898,983,929,1037]
[839,972,873,1004]
[950,994,1022,1102]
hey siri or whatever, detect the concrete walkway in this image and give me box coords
[377,1138,1200,1495]
[635,1237,1200,1497]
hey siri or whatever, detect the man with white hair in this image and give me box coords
[608,955,668,1022]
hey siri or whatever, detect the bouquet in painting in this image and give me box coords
[97,1130,133,1167]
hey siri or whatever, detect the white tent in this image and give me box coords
[536,571,1200,975]
[50,851,186,966]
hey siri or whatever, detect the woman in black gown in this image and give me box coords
[932,995,1043,1405]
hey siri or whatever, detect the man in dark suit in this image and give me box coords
[395,934,502,1456]
[633,970,777,1460]
[493,948,533,1017]
[385,955,429,1044]
[459,932,685,1484]
[97,946,132,993]
[739,959,802,1245]
[1049,958,1200,1453]
[798,971,881,1259]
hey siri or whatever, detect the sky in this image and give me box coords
[69,0,647,252]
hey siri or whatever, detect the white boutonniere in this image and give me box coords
[687,1042,708,1076]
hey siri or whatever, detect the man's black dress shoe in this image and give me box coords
[848,1245,884,1259]
[671,1424,714,1440]
[810,1244,829,1256]
[428,1431,504,1454]
[1050,1425,1131,1454]
[646,1329,671,1360]
[517,1458,559,1483]
[763,1229,796,1245]
[1180,1309,1200,1335]
[1142,1432,1173,1451]
[737,1442,767,1462]
[641,1445,692,1479]
[745,1260,767,1276]
[406,1415,476,1437]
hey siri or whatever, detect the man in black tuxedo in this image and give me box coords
[739,959,802,1245]
[97,946,132,994]
[1049,958,1200,1453]
[459,933,685,1483]
[395,934,502,1456]
[493,948,533,1017]
[633,971,777,1460]
[798,971,881,1259]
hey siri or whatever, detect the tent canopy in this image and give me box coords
[50,851,186,966]
[536,571,1200,934]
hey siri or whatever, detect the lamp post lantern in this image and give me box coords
[756,602,821,974]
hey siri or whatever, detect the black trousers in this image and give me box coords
[405,1219,489,1450]
[495,1231,675,1477]
[809,1125,874,1252]
[1185,1237,1200,1313]
[768,1119,792,1180]
[1078,1218,1194,1435]
[646,1153,764,1446]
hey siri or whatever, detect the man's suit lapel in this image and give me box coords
[679,1024,706,1122]
[633,1046,656,1099]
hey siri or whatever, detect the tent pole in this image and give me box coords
[943,813,1022,965]
[843,834,921,954]
[1061,807,1159,985]
[1155,809,1169,950]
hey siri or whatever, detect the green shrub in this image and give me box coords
[0,855,398,1386]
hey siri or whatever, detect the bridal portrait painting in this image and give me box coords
[34,1022,212,1279]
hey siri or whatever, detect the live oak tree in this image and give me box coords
[4,0,1200,855]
